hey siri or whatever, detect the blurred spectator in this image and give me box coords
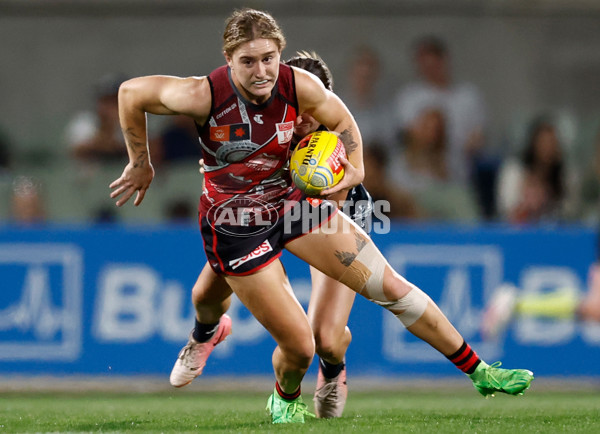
[497,116,574,224]
[388,108,479,221]
[153,115,202,166]
[478,126,600,336]
[10,176,46,225]
[362,143,420,220]
[392,108,448,187]
[339,46,397,150]
[507,172,553,224]
[393,35,489,189]
[64,73,129,165]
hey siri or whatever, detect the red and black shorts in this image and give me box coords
[201,195,337,276]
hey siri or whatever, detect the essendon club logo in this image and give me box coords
[210,123,250,142]
[229,240,273,270]
[276,121,294,144]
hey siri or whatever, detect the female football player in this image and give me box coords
[110,8,534,424]
[167,51,371,420]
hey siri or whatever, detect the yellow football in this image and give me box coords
[290,131,346,196]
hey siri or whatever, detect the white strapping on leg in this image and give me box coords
[354,241,386,299]
[370,287,431,327]
[342,241,431,327]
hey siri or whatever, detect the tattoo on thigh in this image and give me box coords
[339,128,359,156]
[355,232,368,252]
[335,250,356,267]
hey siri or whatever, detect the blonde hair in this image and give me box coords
[223,9,286,56]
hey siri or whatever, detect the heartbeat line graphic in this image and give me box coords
[0,265,65,340]
[439,266,481,333]
[0,243,82,361]
[382,244,504,362]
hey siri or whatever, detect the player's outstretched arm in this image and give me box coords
[110,76,211,207]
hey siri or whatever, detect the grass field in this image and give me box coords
[2,386,600,433]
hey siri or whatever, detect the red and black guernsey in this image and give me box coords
[196,63,302,223]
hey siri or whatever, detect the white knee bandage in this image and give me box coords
[370,286,430,327]
[340,241,430,327]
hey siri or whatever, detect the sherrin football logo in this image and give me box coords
[289,131,346,196]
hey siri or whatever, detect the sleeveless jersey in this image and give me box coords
[197,64,301,221]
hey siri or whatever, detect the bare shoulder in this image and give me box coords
[163,76,210,104]
[124,74,205,91]
[177,76,210,97]
[291,67,327,111]
[292,67,325,93]
[160,75,212,121]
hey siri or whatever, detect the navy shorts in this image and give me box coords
[343,184,374,233]
[201,195,337,275]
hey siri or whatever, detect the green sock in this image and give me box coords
[515,287,580,319]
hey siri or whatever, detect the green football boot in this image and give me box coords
[266,390,315,424]
[469,361,534,397]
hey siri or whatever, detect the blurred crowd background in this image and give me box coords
[1,0,600,226]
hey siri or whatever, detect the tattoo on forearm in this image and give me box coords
[123,128,145,148]
[133,153,146,168]
[122,127,148,168]
[355,232,368,252]
[339,128,359,156]
[335,250,356,267]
